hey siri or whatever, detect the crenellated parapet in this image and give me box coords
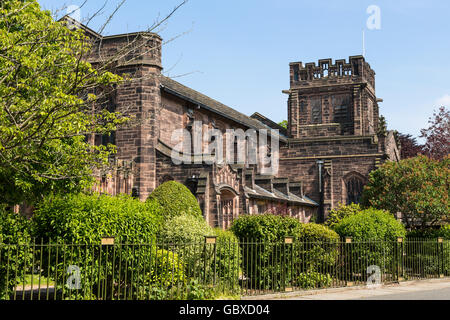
[289,56,375,90]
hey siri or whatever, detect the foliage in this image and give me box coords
[157,213,214,244]
[420,106,450,161]
[296,272,333,289]
[278,120,288,129]
[149,249,185,288]
[333,209,406,280]
[361,155,449,229]
[213,228,241,287]
[0,207,32,299]
[333,208,406,241]
[147,181,203,220]
[231,214,338,291]
[33,193,162,243]
[395,132,425,159]
[296,223,340,242]
[407,225,450,240]
[0,0,127,206]
[31,193,162,299]
[231,214,300,242]
[325,203,362,228]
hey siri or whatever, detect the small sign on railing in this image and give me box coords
[205,236,217,244]
[101,237,115,246]
[285,237,294,244]
[345,237,352,244]
[438,238,444,243]
[397,237,403,243]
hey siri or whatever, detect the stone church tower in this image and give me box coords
[279,56,400,222]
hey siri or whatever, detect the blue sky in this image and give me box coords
[38,0,450,139]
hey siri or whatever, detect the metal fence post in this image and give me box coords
[205,236,217,286]
[284,237,294,292]
[438,238,444,278]
[345,237,353,286]
[397,237,404,282]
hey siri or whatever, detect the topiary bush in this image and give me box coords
[325,203,361,228]
[0,207,32,299]
[147,181,203,220]
[31,193,163,300]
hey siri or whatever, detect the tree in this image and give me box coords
[278,120,288,129]
[396,132,424,159]
[0,0,186,206]
[420,106,450,160]
[362,155,449,229]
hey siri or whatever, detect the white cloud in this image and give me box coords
[436,94,450,107]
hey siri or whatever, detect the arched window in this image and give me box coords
[346,176,364,205]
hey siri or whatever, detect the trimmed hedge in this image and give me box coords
[147,181,203,219]
[31,193,163,299]
[33,193,162,244]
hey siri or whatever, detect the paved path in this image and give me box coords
[243,279,450,300]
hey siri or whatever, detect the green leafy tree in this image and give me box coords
[278,120,288,129]
[0,0,128,206]
[362,155,449,229]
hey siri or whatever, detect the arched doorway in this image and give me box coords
[217,188,238,229]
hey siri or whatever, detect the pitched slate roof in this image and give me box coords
[160,76,287,143]
[244,185,318,207]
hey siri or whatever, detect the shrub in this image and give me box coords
[0,207,32,299]
[157,214,214,244]
[213,228,241,289]
[406,225,450,240]
[231,214,300,241]
[231,214,338,291]
[325,203,361,228]
[333,208,406,281]
[149,249,185,288]
[296,223,339,242]
[296,272,333,289]
[405,225,450,277]
[333,208,406,241]
[31,193,163,299]
[33,193,162,244]
[147,181,203,220]
[294,223,339,277]
[362,155,449,229]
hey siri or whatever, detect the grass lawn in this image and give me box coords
[16,274,55,290]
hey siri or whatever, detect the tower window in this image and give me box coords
[311,98,322,124]
[346,177,364,204]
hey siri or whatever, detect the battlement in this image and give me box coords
[289,56,375,90]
